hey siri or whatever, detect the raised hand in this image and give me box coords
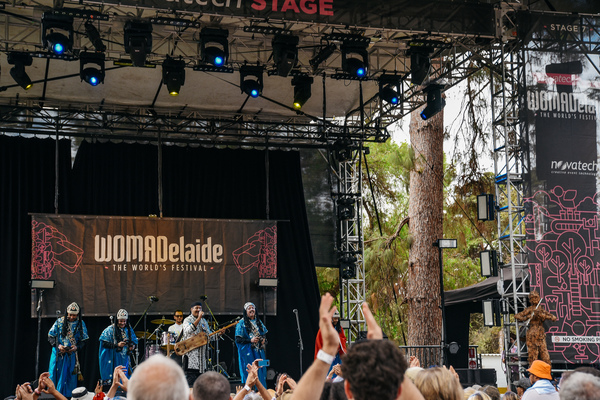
[363,302,383,339]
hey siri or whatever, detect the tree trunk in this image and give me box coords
[407,105,444,358]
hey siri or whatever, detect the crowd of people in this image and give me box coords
[13,294,600,400]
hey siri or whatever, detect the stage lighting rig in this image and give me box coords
[124,20,153,67]
[162,56,186,96]
[340,254,357,280]
[84,21,106,52]
[420,83,446,120]
[80,52,105,86]
[7,52,33,90]
[379,74,402,105]
[272,34,299,77]
[200,27,229,68]
[240,65,264,98]
[291,75,313,110]
[42,12,74,55]
[341,41,369,79]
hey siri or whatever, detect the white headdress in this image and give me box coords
[66,302,80,315]
[244,302,255,311]
[117,309,128,320]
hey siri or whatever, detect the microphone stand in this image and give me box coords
[293,309,303,374]
[35,289,45,378]
[203,298,219,368]
[132,298,157,360]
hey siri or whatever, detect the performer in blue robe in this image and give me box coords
[235,302,268,387]
[48,302,89,398]
[99,309,138,380]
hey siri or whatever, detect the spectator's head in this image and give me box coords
[128,354,190,400]
[320,381,347,400]
[413,367,462,400]
[341,340,407,400]
[527,360,553,385]
[559,372,600,400]
[482,385,500,400]
[467,392,491,400]
[512,377,531,397]
[501,392,518,400]
[573,366,600,378]
[193,371,231,400]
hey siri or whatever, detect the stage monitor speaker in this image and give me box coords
[455,368,497,387]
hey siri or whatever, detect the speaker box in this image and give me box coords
[455,368,497,387]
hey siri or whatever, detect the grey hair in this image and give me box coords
[128,354,189,400]
[559,372,600,400]
[193,371,230,400]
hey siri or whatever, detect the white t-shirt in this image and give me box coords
[168,323,184,337]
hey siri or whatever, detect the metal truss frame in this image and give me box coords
[336,147,365,343]
[494,7,600,387]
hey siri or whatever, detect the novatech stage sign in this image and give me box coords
[31,214,277,317]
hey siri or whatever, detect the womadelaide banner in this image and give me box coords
[525,16,600,365]
[31,215,277,317]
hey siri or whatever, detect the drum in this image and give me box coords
[161,332,176,346]
[145,344,163,358]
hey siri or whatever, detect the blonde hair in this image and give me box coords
[467,392,492,400]
[413,367,463,400]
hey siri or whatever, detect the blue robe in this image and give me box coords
[48,317,89,398]
[235,318,268,387]
[99,325,138,380]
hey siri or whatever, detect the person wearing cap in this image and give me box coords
[48,302,89,397]
[513,377,531,399]
[314,309,346,376]
[71,386,96,400]
[235,302,268,387]
[99,308,138,381]
[521,360,559,400]
[182,300,214,387]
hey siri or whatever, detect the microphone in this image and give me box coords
[200,295,208,300]
[149,296,159,302]
[293,309,298,314]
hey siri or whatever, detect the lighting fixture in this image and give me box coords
[420,84,446,120]
[408,45,433,85]
[309,43,336,71]
[480,250,498,277]
[379,74,402,105]
[341,41,368,78]
[272,34,298,77]
[291,75,313,110]
[340,254,357,280]
[477,194,495,221]
[200,27,229,67]
[162,56,186,96]
[124,20,153,67]
[84,21,106,52]
[79,52,105,86]
[337,197,355,220]
[7,52,34,90]
[240,65,264,98]
[42,12,74,55]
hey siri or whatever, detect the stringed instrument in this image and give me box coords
[174,319,240,356]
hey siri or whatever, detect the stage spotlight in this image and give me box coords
[80,52,105,86]
[124,20,153,67]
[7,52,33,90]
[162,56,186,96]
[200,27,229,67]
[341,42,368,78]
[408,46,433,85]
[340,254,357,280]
[84,21,106,52]
[337,197,355,220]
[420,84,446,120]
[379,74,402,105]
[272,34,298,77]
[309,42,336,71]
[291,75,313,110]
[240,65,264,98]
[42,12,74,55]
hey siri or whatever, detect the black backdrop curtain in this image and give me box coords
[0,137,320,395]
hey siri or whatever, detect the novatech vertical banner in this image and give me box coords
[31,215,277,317]
[525,16,600,364]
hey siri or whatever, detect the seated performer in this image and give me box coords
[48,302,89,397]
[314,310,346,374]
[99,309,138,380]
[235,302,268,388]
[182,301,213,387]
